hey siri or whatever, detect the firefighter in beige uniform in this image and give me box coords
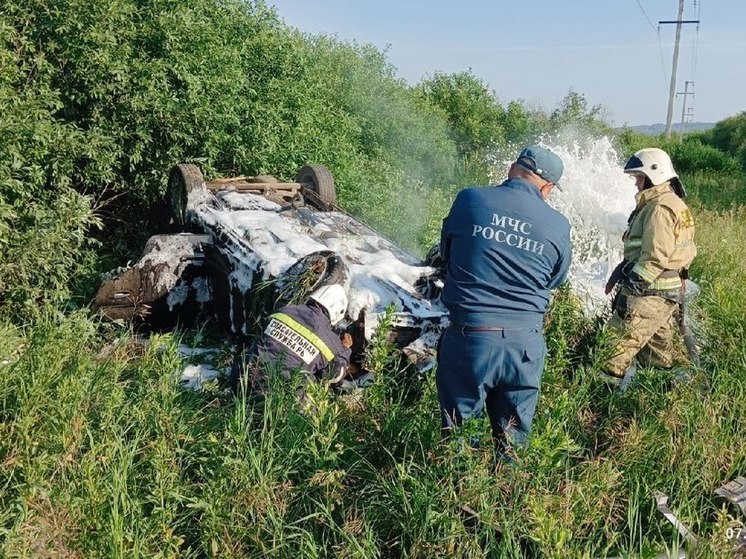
[604,148,697,380]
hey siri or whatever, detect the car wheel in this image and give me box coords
[273,250,348,308]
[424,243,444,269]
[296,164,336,211]
[167,163,204,229]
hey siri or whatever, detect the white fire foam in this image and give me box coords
[188,192,444,329]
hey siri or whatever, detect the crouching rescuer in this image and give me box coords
[232,284,353,393]
[603,148,697,382]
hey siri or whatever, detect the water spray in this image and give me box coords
[541,137,637,313]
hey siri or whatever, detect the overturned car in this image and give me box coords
[94,163,448,376]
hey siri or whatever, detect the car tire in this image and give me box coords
[424,244,444,268]
[167,163,204,229]
[296,164,336,211]
[273,250,348,308]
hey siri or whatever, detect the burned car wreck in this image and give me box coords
[94,163,448,381]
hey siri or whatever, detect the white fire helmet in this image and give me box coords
[623,148,678,186]
[308,284,348,325]
[624,147,687,197]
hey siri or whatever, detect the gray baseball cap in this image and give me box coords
[516,146,564,188]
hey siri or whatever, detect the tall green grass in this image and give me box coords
[1,203,745,558]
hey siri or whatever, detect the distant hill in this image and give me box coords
[618,122,715,136]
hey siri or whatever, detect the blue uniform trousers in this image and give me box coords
[436,325,546,446]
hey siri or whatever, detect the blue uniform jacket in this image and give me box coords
[440,178,571,328]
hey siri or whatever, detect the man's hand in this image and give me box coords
[340,332,353,348]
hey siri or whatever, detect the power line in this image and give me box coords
[634,0,657,31]
[656,29,670,93]
[632,0,670,95]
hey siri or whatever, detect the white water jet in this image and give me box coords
[539,137,637,313]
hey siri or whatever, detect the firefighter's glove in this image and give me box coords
[605,259,633,295]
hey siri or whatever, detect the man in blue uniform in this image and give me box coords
[437,146,571,453]
[234,284,353,392]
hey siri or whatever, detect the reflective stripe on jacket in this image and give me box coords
[623,181,696,291]
[258,303,351,380]
[269,312,335,362]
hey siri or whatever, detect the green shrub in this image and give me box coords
[1,0,470,276]
[415,72,507,156]
[700,111,746,169]
[614,131,738,174]
[666,139,740,175]
[0,186,100,319]
[547,90,612,138]
[281,35,458,250]
[685,171,746,210]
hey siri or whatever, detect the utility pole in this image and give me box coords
[659,0,699,139]
[677,80,694,140]
[685,107,695,130]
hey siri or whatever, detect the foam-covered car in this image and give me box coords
[94,163,447,373]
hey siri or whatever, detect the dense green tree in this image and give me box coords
[0,0,461,314]
[415,71,506,156]
[549,90,612,137]
[414,71,540,184]
[700,111,746,169]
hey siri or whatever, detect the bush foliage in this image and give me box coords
[5,0,618,315]
[701,111,746,169]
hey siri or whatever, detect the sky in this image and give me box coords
[266,0,746,126]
